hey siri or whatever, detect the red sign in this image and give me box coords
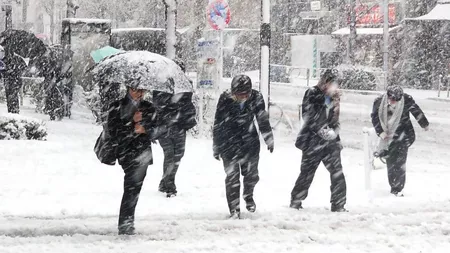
[207,0,231,30]
[350,4,396,25]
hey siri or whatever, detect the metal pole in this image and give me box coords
[260,0,271,109]
[219,30,223,86]
[4,5,12,30]
[383,0,389,88]
[348,0,357,64]
[164,0,177,59]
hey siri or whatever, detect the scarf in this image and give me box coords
[377,93,404,151]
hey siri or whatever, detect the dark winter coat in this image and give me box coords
[1,54,26,86]
[213,89,274,160]
[153,91,197,136]
[295,86,341,152]
[107,96,159,166]
[371,93,429,147]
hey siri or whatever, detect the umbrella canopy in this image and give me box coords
[0,29,46,59]
[92,51,193,93]
[90,46,123,63]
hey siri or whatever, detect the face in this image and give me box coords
[233,93,250,103]
[325,81,339,95]
[129,87,145,101]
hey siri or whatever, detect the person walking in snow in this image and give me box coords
[154,91,196,198]
[107,84,159,235]
[371,85,429,197]
[0,48,27,114]
[213,74,274,219]
[291,69,347,212]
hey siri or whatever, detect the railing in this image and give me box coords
[437,74,450,98]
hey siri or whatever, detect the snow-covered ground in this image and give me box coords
[1,89,450,253]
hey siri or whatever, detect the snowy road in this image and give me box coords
[1,90,450,252]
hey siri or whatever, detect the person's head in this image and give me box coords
[231,75,252,102]
[386,85,403,104]
[128,86,146,101]
[318,69,339,96]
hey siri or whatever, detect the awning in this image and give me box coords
[412,0,450,21]
[332,26,401,35]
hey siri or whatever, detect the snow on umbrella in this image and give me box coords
[92,51,193,93]
[90,46,123,64]
[0,29,46,60]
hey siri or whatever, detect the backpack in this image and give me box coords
[94,125,117,166]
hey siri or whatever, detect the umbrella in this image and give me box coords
[0,29,46,59]
[90,46,123,64]
[92,51,193,93]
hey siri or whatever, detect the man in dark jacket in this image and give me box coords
[371,85,429,197]
[107,85,159,235]
[291,69,347,212]
[154,91,197,198]
[1,52,27,114]
[213,75,274,219]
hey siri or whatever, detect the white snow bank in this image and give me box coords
[63,18,111,24]
[0,113,47,140]
[413,1,450,20]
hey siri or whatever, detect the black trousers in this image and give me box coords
[118,158,149,229]
[386,142,408,193]
[222,155,260,213]
[291,144,347,208]
[158,130,186,193]
[5,80,21,114]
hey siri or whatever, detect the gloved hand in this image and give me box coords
[379,132,389,140]
[319,128,337,141]
[268,143,274,153]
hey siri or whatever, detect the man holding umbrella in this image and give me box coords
[1,49,27,114]
[93,51,193,234]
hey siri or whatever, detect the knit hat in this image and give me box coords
[387,85,404,101]
[231,75,252,95]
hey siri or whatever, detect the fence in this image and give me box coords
[270,64,387,91]
[437,74,450,98]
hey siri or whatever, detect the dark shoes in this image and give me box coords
[229,209,241,219]
[331,204,348,212]
[289,201,303,210]
[245,197,256,213]
[391,190,404,197]
[118,224,135,235]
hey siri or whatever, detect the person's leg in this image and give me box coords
[158,137,175,193]
[241,155,260,212]
[165,130,187,194]
[223,156,241,214]
[118,161,148,234]
[386,143,408,194]
[322,147,347,211]
[290,150,322,208]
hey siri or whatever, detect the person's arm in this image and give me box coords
[254,92,274,148]
[406,94,429,129]
[371,97,384,136]
[302,88,323,134]
[213,93,227,157]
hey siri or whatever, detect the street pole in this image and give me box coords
[66,0,78,18]
[164,0,177,59]
[348,0,357,64]
[383,0,389,89]
[3,4,12,30]
[260,0,271,110]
